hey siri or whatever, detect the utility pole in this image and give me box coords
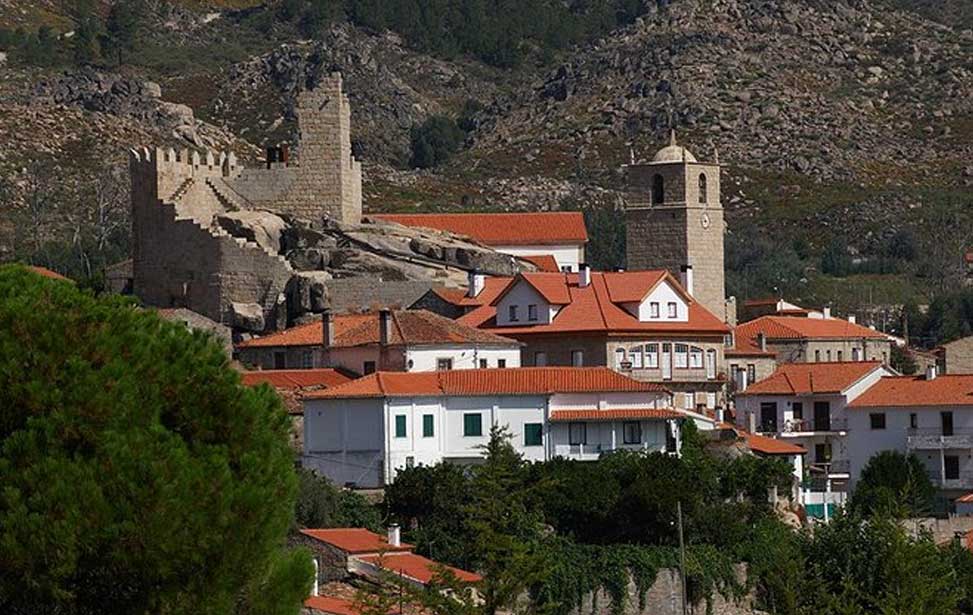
[677,501,688,615]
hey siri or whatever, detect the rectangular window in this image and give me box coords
[631,347,643,368]
[826,350,832,361]
[674,344,689,369]
[667,302,678,318]
[760,402,778,432]
[301,350,313,368]
[524,423,543,447]
[436,358,454,371]
[363,361,376,375]
[870,413,886,430]
[623,421,642,444]
[422,414,434,438]
[815,443,832,464]
[568,422,587,445]
[852,348,861,361]
[747,364,756,384]
[508,305,519,322]
[689,348,703,369]
[479,359,488,369]
[650,302,660,318]
[463,413,483,437]
[646,344,659,368]
[945,455,960,480]
[274,351,286,370]
[528,304,538,321]
[814,350,821,362]
[571,349,584,367]
[534,351,547,367]
[406,456,415,468]
[837,351,843,362]
[497,359,506,368]
[395,415,407,438]
[942,411,954,436]
[910,413,918,429]
[615,348,627,368]
[792,402,804,421]
[813,401,831,431]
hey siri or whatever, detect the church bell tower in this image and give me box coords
[624,132,727,321]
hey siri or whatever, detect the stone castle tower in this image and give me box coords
[624,133,727,321]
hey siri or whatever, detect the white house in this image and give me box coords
[302,367,681,488]
[735,361,895,516]
[846,369,973,499]
[370,212,589,272]
[236,309,522,374]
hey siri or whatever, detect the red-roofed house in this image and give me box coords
[447,267,731,413]
[370,212,588,272]
[302,367,680,487]
[733,315,893,368]
[236,309,521,374]
[846,370,973,498]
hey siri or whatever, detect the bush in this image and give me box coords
[294,468,382,530]
[409,115,465,169]
[849,450,937,518]
[820,237,853,277]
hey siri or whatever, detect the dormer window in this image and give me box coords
[650,302,660,318]
[528,304,538,321]
[667,302,678,318]
[509,305,519,322]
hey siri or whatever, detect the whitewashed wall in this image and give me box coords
[406,345,521,371]
[494,244,585,272]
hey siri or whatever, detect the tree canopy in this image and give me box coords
[0,265,312,614]
[848,450,938,518]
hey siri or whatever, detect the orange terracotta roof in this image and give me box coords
[519,254,560,272]
[549,408,683,421]
[491,273,573,305]
[304,596,361,615]
[300,529,412,554]
[849,374,973,408]
[431,277,511,308]
[237,309,518,349]
[358,552,481,584]
[26,265,71,281]
[957,493,973,504]
[307,367,668,400]
[734,316,887,353]
[240,369,353,389]
[459,271,729,336]
[739,362,883,396]
[370,212,588,246]
[602,270,677,304]
[742,431,806,455]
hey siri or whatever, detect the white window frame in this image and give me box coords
[650,302,660,318]
[646,344,659,368]
[689,347,704,369]
[674,343,689,369]
[630,346,643,368]
[436,357,454,371]
[667,302,678,318]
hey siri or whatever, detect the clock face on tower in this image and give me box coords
[701,212,711,229]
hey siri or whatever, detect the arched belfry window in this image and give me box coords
[652,174,665,205]
[698,173,708,203]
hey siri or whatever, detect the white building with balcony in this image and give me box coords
[302,367,681,488]
[735,361,894,514]
[847,370,973,499]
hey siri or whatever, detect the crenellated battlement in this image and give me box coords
[129,146,241,205]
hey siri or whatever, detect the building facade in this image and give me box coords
[733,315,894,366]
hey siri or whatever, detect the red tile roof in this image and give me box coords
[459,271,729,336]
[240,369,353,389]
[300,529,413,554]
[957,493,973,504]
[358,552,481,584]
[237,309,518,349]
[549,408,683,421]
[304,596,361,615]
[306,367,668,400]
[431,277,511,308]
[849,374,973,408]
[519,254,560,272]
[742,431,806,455]
[26,265,71,281]
[370,212,588,246]
[739,362,883,396]
[734,316,887,353]
[492,273,573,305]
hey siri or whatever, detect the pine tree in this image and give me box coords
[102,0,141,66]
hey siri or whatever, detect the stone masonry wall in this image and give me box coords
[943,336,973,374]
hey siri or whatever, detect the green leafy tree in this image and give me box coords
[102,0,141,65]
[72,15,102,65]
[821,237,852,277]
[0,265,312,614]
[410,115,465,168]
[849,451,937,518]
[293,467,381,530]
[889,344,918,375]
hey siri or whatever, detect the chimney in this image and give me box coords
[322,311,334,348]
[926,364,937,381]
[467,269,485,297]
[848,314,856,324]
[680,264,694,296]
[387,523,401,547]
[757,332,767,352]
[379,309,391,346]
[578,263,591,288]
[748,409,756,433]
[823,306,832,319]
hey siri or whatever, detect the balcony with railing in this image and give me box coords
[762,417,848,435]
[906,429,973,451]
[807,458,850,477]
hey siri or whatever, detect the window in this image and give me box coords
[667,302,678,318]
[813,401,831,431]
[571,349,584,367]
[422,414,434,438]
[524,423,543,447]
[747,364,756,385]
[945,455,960,480]
[793,402,804,421]
[623,421,642,444]
[534,351,547,367]
[508,305,519,322]
[274,351,286,369]
[870,413,886,430]
[497,359,506,368]
[569,422,587,445]
[615,348,627,368]
[363,361,376,375]
[652,174,664,205]
[650,302,660,318]
[405,456,415,468]
[910,413,918,429]
[698,173,708,203]
[826,350,832,361]
[852,348,861,361]
[436,358,454,371]
[814,350,821,362]
[760,402,778,432]
[463,413,483,437]
[528,304,538,321]
[646,344,659,368]
[689,347,703,369]
[942,411,954,437]
[814,443,832,464]
[674,344,689,369]
[837,351,843,362]
[301,350,313,368]
[630,346,643,368]
[479,359,488,368]
[395,415,407,438]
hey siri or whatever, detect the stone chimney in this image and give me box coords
[757,332,767,352]
[823,306,832,319]
[926,364,937,381]
[322,311,334,347]
[468,270,485,298]
[579,263,591,288]
[680,264,694,296]
[848,314,857,324]
[379,309,391,346]
[387,523,401,547]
